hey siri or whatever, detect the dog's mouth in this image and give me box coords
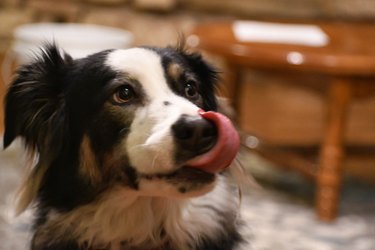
[140,166,214,184]
[138,166,216,195]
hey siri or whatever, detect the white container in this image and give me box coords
[12,23,134,63]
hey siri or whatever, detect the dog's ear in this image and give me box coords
[3,44,73,152]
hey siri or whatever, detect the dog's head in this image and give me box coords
[4,44,239,212]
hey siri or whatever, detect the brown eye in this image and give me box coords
[184,81,199,99]
[113,85,135,104]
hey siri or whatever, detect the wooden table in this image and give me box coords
[188,21,375,221]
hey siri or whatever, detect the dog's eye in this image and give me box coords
[113,85,135,104]
[184,81,199,99]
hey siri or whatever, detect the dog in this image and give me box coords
[3,44,246,250]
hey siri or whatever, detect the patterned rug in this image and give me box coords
[1,142,375,250]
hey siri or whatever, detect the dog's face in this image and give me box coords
[88,47,220,197]
[4,45,237,211]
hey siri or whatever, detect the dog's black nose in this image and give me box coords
[172,115,217,156]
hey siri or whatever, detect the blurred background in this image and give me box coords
[1,0,375,249]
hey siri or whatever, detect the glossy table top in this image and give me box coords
[189,21,375,76]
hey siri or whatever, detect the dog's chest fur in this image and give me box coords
[35,177,239,250]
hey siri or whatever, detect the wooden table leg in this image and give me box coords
[316,78,351,221]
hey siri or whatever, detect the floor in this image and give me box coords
[1,141,375,250]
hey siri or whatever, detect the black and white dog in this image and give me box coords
[3,44,246,250]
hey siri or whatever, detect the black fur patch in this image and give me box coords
[3,45,121,213]
[32,238,80,250]
[123,166,139,189]
[197,229,243,250]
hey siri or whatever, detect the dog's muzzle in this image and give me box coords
[172,110,240,174]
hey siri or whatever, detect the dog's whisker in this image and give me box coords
[150,151,161,171]
[10,80,37,87]
[129,141,164,151]
[231,158,261,190]
[25,107,45,131]
[128,144,149,151]
[119,127,129,135]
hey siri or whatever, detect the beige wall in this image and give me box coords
[2,0,375,53]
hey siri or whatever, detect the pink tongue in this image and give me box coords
[186,110,240,173]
